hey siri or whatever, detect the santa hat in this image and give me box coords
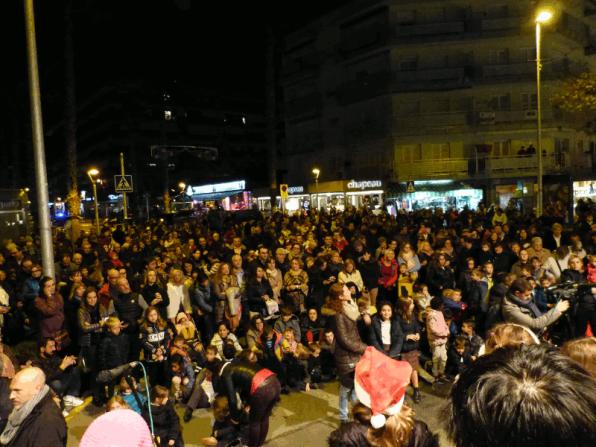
[355,346,412,429]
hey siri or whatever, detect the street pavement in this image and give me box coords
[67,381,454,446]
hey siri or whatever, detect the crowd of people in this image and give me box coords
[0,203,594,446]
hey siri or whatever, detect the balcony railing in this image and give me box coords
[395,154,569,181]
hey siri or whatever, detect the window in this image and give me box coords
[520,47,536,62]
[492,141,512,156]
[398,145,422,163]
[489,94,511,111]
[489,49,509,65]
[521,93,537,110]
[399,57,418,71]
[430,143,450,159]
[396,10,416,25]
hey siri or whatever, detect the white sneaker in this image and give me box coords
[63,395,84,407]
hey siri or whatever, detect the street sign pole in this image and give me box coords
[120,152,128,220]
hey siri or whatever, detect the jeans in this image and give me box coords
[339,383,358,422]
[49,367,82,397]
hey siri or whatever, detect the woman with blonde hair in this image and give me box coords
[483,322,540,355]
[212,262,240,329]
[561,337,596,377]
[166,268,191,323]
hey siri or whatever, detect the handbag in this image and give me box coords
[265,299,279,316]
[225,286,241,316]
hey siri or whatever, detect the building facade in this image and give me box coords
[281,0,596,213]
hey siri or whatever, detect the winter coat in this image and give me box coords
[446,346,472,377]
[358,259,380,290]
[77,302,113,347]
[98,332,129,371]
[426,265,455,296]
[426,309,449,347]
[190,283,214,315]
[274,315,302,342]
[369,315,404,359]
[398,316,420,352]
[0,392,67,447]
[246,278,274,315]
[142,401,182,447]
[140,283,169,319]
[113,292,143,333]
[34,293,65,338]
[338,270,364,293]
[139,323,170,362]
[330,312,367,381]
[501,293,562,332]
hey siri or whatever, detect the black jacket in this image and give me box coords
[0,378,11,433]
[140,283,169,319]
[369,315,404,359]
[113,292,143,333]
[218,361,268,421]
[246,278,273,314]
[398,316,420,353]
[142,401,182,447]
[0,392,67,447]
[98,332,129,371]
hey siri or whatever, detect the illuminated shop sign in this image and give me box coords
[346,180,383,190]
[288,186,304,194]
[189,180,246,195]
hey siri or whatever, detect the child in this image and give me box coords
[174,312,198,342]
[170,354,195,402]
[460,319,483,358]
[426,297,450,381]
[587,254,596,283]
[183,345,219,422]
[397,263,415,299]
[97,316,129,406]
[200,395,247,447]
[106,395,130,412]
[280,327,312,391]
[142,385,183,447]
[274,306,301,342]
[118,376,146,414]
[306,342,328,385]
[139,306,171,387]
[446,336,472,379]
[413,283,432,323]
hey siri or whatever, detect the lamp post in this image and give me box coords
[535,9,553,217]
[87,168,100,235]
[312,168,320,211]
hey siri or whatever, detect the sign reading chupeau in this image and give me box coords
[346,180,383,190]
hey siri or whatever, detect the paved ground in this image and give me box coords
[67,381,453,446]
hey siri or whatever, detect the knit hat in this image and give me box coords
[79,409,153,447]
[355,346,412,429]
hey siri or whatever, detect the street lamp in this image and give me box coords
[312,168,320,211]
[87,168,100,235]
[535,9,553,217]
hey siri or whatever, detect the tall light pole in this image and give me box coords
[312,168,320,211]
[24,0,54,277]
[535,9,553,217]
[87,168,100,235]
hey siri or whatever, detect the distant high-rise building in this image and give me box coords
[280,0,595,212]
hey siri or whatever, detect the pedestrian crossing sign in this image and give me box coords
[406,181,415,193]
[114,175,134,192]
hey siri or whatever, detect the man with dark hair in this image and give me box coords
[501,278,569,332]
[447,344,596,447]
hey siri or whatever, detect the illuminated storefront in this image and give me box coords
[256,186,310,213]
[389,180,483,211]
[311,179,384,212]
[573,180,596,208]
[187,180,251,211]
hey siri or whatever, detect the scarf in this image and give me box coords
[507,293,541,318]
[343,299,361,322]
[1,385,50,444]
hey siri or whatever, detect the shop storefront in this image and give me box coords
[310,179,384,212]
[187,180,251,211]
[573,180,596,210]
[389,180,483,211]
[255,186,310,213]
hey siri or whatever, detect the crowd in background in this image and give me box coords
[0,202,595,446]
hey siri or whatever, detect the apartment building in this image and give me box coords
[281,0,596,212]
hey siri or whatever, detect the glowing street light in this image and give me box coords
[87,168,100,234]
[535,9,553,216]
[312,168,321,210]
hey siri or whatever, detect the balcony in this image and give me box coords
[393,67,470,92]
[337,71,392,105]
[395,21,465,38]
[480,16,521,33]
[395,112,470,132]
[395,154,568,181]
[339,26,390,57]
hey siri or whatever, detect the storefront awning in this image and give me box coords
[191,190,244,201]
